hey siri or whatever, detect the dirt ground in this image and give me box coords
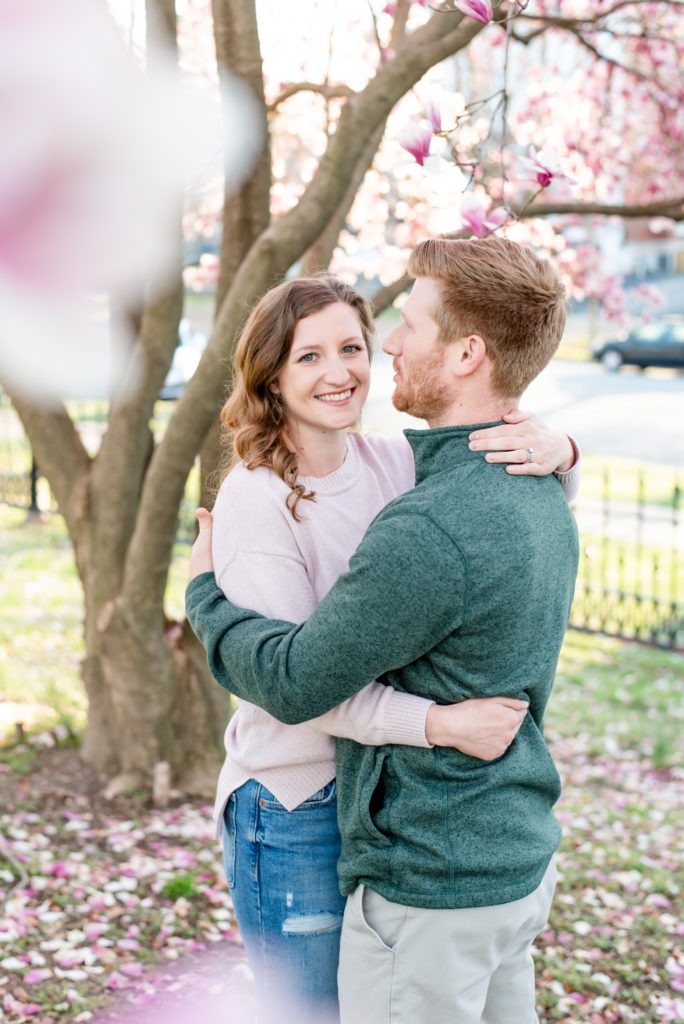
[0,745,104,807]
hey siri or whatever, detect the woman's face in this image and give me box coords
[275,302,371,438]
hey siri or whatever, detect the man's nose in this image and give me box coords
[382,326,401,356]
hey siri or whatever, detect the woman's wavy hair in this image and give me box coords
[220,275,374,519]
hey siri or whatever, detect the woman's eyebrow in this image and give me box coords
[290,335,362,355]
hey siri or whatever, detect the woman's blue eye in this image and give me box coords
[342,344,362,354]
[299,352,316,363]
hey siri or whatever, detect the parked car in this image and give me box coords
[592,318,684,372]
[159,319,208,400]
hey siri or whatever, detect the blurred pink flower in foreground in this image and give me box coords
[0,0,261,403]
[517,146,576,189]
[458,195,508,238]
[454,0,493,25]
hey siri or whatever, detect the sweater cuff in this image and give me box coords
[185,572,219,628]
[553,436,581,503]
[383,693,435,749]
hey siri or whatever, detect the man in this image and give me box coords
[186,236,579,1023]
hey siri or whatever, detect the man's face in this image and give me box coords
[382,277,452,424]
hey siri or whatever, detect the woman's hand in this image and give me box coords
[468,409,576,475]
[189,507,214,580]
[425,696,529,760]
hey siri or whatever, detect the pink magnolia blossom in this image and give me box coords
[459,195,508,238]
[121,962,145,978]
[425,100,442,134]
[517,146,575,189]
[454,0,493,25]
[3,994,43,1015]
[47,860,72,878]
[658,999,684,1022]
[106,970,131,991]
[399,121,434,166]
[24,968,53,984]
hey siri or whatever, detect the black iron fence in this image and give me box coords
[1,392,682,652]
[569,471,682,651]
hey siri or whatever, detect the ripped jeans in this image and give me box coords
[222,779,345,1024]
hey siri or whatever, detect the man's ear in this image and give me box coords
[450,334,487,377]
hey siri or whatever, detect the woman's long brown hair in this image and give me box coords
[220,275,374,519]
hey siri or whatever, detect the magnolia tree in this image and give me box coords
[2,0,683,794]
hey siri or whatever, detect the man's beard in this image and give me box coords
[392,352,451,422]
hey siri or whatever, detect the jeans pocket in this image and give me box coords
[297,779,337,809]
[221,794,237,889]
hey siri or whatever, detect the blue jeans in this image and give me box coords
[222,778,346,1024]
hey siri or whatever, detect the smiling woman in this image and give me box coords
[273,301,371,475]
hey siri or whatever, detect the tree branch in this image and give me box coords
[268,81,355,111]
[514,197,684,220]
[300,121,387,275]
[213,0,271,303]
[5,395,91,538]
[516,0,684,32]
[128,8,486,609]
[370,273,412,316]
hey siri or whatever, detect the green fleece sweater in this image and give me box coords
[186,424,579,909]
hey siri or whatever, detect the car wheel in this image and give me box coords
[601,349,623,372]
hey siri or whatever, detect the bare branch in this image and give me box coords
[370,273,412,316]
[300,121,386,275]
[213,0,271,302]
[129,8,487,607]
[514,196,684,221]
[5,395,91,537]
[564,26,672,92]
[517,0,684,31]
[268,81,355,111]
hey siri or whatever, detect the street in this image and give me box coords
[363,355,684,469]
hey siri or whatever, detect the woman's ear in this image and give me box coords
[268,380,280,396]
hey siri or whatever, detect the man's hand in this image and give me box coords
[468,409,576,475]
[189,507,214,580]
[425,696,529,760]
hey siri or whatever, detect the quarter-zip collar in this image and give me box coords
[405,422,503,485]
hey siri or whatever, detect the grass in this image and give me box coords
[0,507,86,741]
[579,454,681,506]
[552,631,683,769]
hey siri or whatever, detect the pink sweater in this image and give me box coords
[211,433,431,830]
[211,431,581,833]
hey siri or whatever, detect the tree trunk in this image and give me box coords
[81,589,231,795]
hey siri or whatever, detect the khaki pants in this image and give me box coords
[338,860,556,1024]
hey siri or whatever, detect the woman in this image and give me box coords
[199,275,579,1023]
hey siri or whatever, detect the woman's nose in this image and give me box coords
[324,357,351,383]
